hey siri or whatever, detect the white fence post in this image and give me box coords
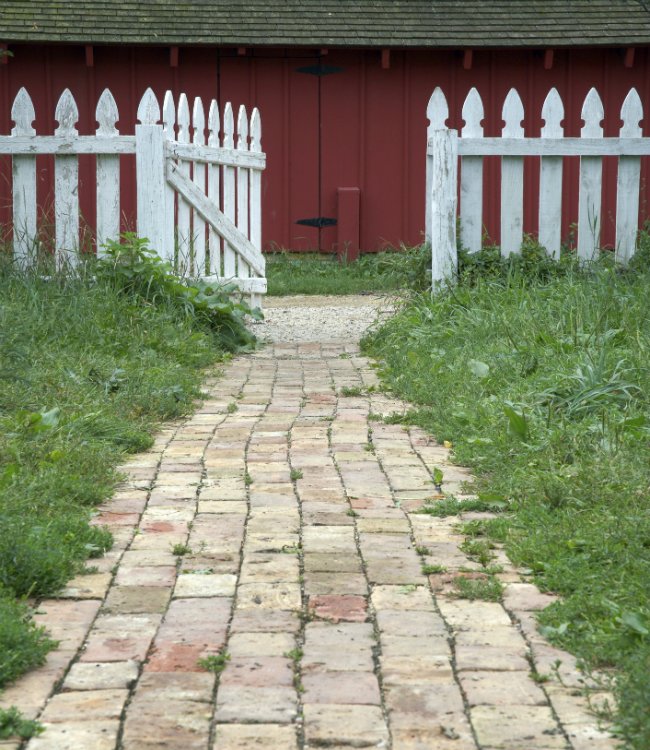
[11,87,37,267]
[577,88,604,262]
[54,89,80,268]
[430,128,458,289]
[460,87,484,253]
[616,89,643,264]
[500,89,524,257]
[136,88,166,257]
[539,88,564,259]
[95,89,120,254]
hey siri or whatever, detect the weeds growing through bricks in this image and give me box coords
[363,234,650,749]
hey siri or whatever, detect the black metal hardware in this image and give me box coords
[295,217,338,228]
[296,64,344,76]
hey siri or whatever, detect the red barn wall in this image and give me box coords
[1,44,649,253]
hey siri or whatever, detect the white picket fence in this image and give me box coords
[426,86,650,287]
[0,86,266,304]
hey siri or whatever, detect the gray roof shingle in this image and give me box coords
[2,1,650,48]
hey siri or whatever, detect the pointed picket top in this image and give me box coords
[11,87,35,136]
[427,87,448,130]
[581,88,603,137]
[95,89,119,136]
[54,89,79,136]
[250,108,262,151]
[237,105,249,151]
[502,88,524,137]
[136,88,160,125]
[223,102,234,148]
[541,88,564,137]
[192,97,206,145]
[620,88,643,137]
[162,90,175,139]
[208,99,220,147]
[461,88,484,137]
[177,93,190,144]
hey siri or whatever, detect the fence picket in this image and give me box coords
[162,91,176,265]
[460,88,484,253]
[249,108,263,308]
[207,100,221,277]
[578,88,604,261]
[54,89,80,267]
[192,97,207,276]
[616,89,643,264]
[136,88,166,258]
[501,88,524,257]
[222,103,236,278]
[237,105,250,280]
[426,88,448,244]
[11,87,37,266]
[95,89,120,254]
[176,95,191,272]
[538,88,564,259]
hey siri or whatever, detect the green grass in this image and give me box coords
[0,706,43,740]
[0,236,257,689]
[363,239,650,749]
[197,650,230,674]
[453,575,504,601]
[266,246,430,296]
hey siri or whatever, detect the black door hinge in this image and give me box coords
[295,217,338,228]
[296,64,344,76]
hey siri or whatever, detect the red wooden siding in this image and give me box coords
[1,45,650,253]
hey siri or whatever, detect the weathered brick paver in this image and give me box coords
[1,298,619,749]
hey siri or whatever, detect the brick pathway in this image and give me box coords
[1,313,618,749]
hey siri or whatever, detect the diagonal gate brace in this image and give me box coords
[166,161,265,278]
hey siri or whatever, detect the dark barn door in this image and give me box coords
[218,50,404,253]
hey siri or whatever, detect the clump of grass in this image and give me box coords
[284,647,303,663]
[453,575,504,601]
[363,237,650,748]
[0,593,56,686]
[0,234,258,688]
[172,543,191,556]
[0,706,44,740]
[422,564,447,575]
[197,650,230,674]
[340,386,364,397]
[290,469,303,481]
[419,496,509,517]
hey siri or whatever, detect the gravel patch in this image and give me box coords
[254,294,397,344]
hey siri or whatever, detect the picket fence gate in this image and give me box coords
[0,86,266,305]
[426,86,650,288]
